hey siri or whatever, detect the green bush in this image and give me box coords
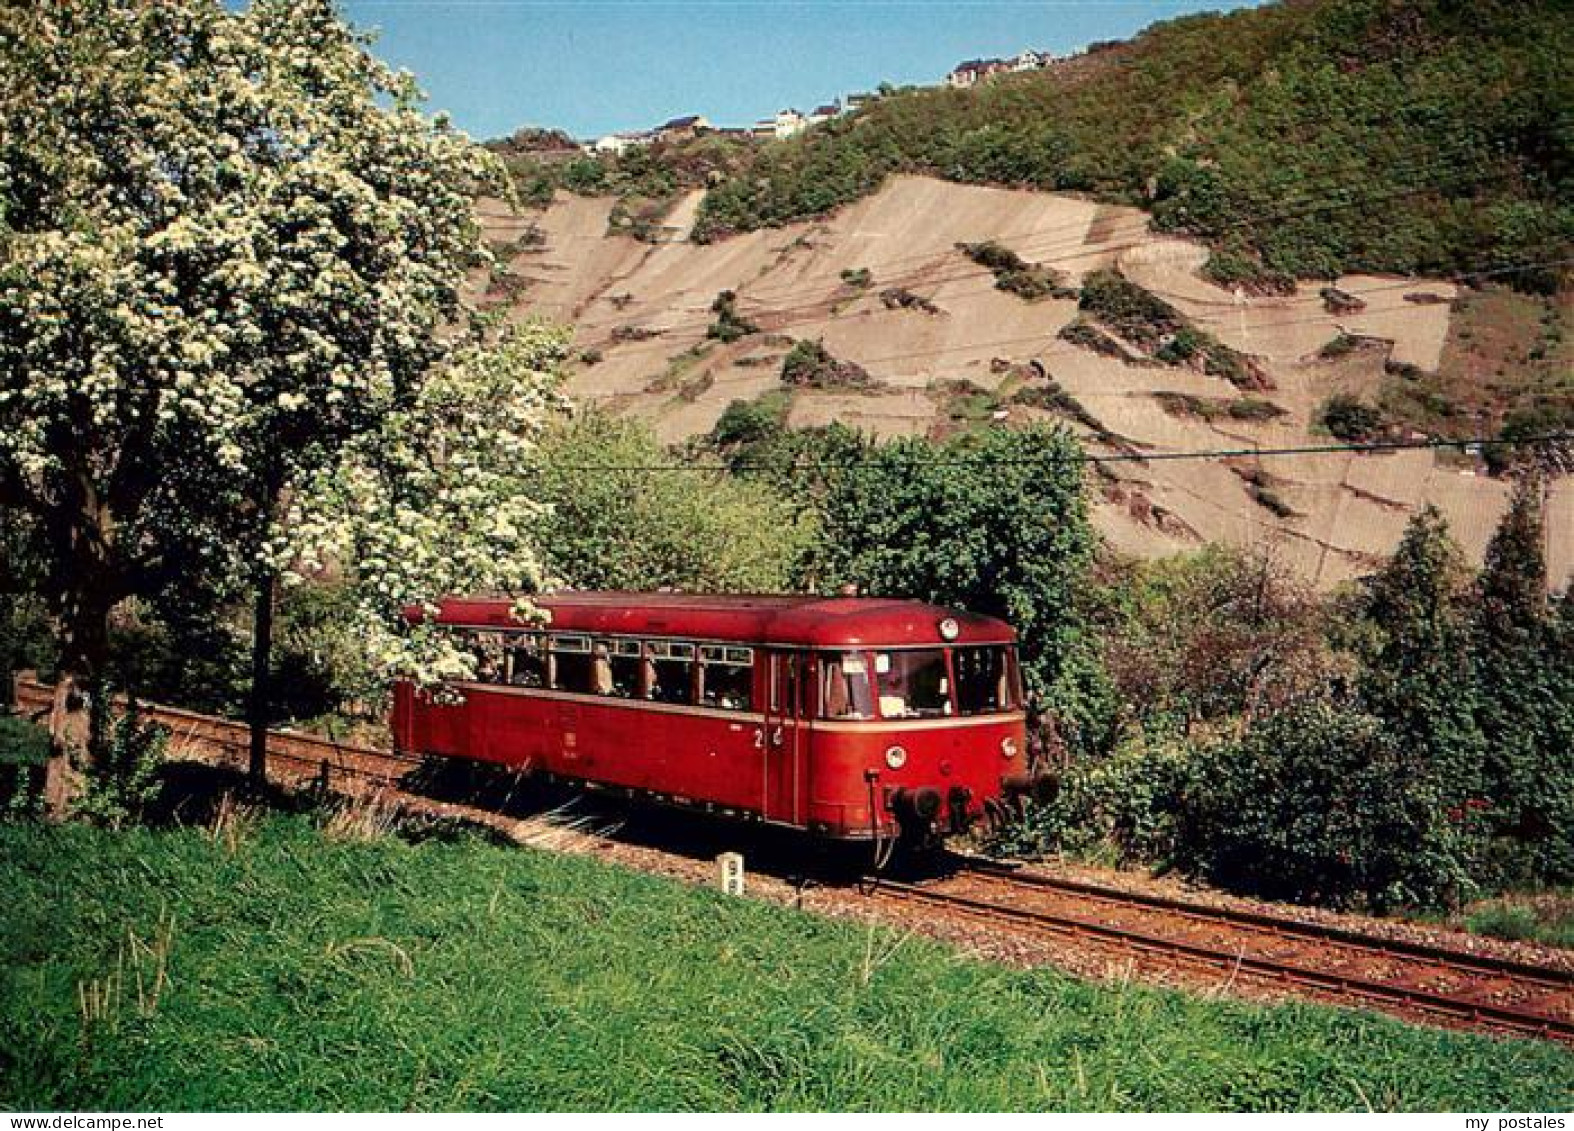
[995,737,1193,865]
[1180,701,1479,911]
[706,290,759,344]
[1320,394,1384,441]
[780,340,875,390]
[0,715,48,814]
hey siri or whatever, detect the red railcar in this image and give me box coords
[392,592,1030,842]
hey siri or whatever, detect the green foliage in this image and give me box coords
[1487,401,1574,476]
[1472,480,1574,885]
[1465,898,1574,949]
[994,735,1193,866]
[533,411,812,592]
[1009,382,1105,432]
[1356,507,1485,819]
[780,340,875,390]
[1153,392,1286,423]
[689,0,1572,285]
[704,411,872,502]
[711,393,792,451]
[1182,701,1479,911]
[1079,271,1269,388]
[1099,547,1345,735]
[4,816,1569,1110]
[1319,394,1385,441]
[706,290,759,343]
[839,267,872,289]
[0,715,47,816]
[813,425,1114,753]
[75,699,165,831]
[958,241,1076,301]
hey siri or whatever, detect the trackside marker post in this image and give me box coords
[717,852,745,896]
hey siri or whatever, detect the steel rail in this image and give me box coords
[958,858,1574,991]
[870,878,1574,1043]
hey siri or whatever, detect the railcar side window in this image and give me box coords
[608,640,642,698]
[953,646,1018,714]
[549,634,594,693]
[874,649,951,718]
[698,645,753,710]
[469,631,506,684]
[821,652,874,719]
[507,634,546,687]
[647,641,695,705]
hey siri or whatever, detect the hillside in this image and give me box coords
[500,0,1573,291]
[478,175,1573,588]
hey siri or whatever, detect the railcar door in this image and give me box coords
[761,650,809,825]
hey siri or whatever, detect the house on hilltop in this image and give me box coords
[654,114,711,142]
[946,52,1051,87]
[591,131,655,155]
[946,58,1008,88]
[771,108,808,139]
[807,102,842,126]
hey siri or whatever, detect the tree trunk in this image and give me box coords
[42,592,111,820]
[247,570,275,784]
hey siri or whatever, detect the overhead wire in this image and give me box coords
[546,432,1574,475]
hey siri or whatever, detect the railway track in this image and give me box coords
[15,677,1574,1043]
[13,678,418,791]
[868,866,1574,1044]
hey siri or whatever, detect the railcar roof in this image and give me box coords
[421,591,1015,647]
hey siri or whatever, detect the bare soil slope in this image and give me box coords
[484,177,1571,588]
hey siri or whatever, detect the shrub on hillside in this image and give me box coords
[1320,394,1384,441]
[706,290,759,343]
[780,340,876,390]
[958,241,1077,301]
[711,395,789,449]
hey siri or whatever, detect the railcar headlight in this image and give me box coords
[938,617,960,641]
[1002,737,1018,759]
[884,745,908,770]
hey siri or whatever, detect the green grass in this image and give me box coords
[1464,895,1574,950]
[2,816,1571,1112]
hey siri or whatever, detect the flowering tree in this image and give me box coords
[280,325,566,692]
[0,0,547,813]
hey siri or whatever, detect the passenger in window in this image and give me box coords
[591,644,614,696]
[701,661,751,710]
[475,649,499,683]
[822,653,873,719]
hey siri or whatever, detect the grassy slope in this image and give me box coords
[2,817,1570,1112]
[686,0,1570,286]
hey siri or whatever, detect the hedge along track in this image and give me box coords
[15,678,1574,1044]
[867,866,1574,1044]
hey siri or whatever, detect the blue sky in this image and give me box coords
[341,0,1261,141]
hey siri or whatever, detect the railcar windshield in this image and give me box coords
[872,649,951,718]
[821,652,875,719]
[953,645,1020,715]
